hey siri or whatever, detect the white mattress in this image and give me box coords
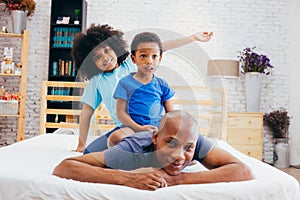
[0,133,299,200]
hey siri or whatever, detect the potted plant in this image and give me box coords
[0,0,36,17]
[237,47,274,112]
[238,47,274,75]
[0,0,36,34]
[264,109,291,139]
[264,109,291,168]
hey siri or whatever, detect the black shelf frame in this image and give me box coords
[47,0,87,132]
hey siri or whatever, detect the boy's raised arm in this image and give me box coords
[162,32,214,51]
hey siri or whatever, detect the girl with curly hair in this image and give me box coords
[73,23,213,153]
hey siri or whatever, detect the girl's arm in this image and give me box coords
[162,32,214,51]
[116,98,156,131]
[75,104,94,152]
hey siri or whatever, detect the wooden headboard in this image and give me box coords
[40,81,227,139]
[39,81,114,134]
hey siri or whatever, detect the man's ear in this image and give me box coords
[131,54,136,64]
[152,131,159,145]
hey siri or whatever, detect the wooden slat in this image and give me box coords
[45,81,87,88]
[172,99,222,106]
[45,122,114,130]
[46,109,81,115]
[171,86,224,92]
[0,73,21,77]
[0,32,23,38]
[0,114,19,117]
[17,30,29,141]
[46,95,82,101]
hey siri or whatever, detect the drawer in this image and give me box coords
[227,129,262,145]
[231,144,262,160]
[227,113,263,129]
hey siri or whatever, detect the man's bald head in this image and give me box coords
[158,110,199,136]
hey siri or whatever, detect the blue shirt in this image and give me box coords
[104,131,213,170]
[113,73,175,127]
[80,58,137,126]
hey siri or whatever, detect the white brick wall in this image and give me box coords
[0,0,290,162]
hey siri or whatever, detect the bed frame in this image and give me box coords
[40,81,228,139]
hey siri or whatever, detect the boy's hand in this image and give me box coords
[191,31,214,42]
[140,125,158,132]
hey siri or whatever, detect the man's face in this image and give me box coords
[153,118,198,176]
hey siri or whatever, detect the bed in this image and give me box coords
[0,133,299,199]
[0,81,298,199]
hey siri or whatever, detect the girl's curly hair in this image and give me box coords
[72,24,129,80]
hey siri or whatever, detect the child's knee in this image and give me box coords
[107,128,134,148]
[107,130,123,148]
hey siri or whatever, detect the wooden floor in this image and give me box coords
[278,166,300,185]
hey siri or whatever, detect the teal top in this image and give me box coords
[80,58,137,126]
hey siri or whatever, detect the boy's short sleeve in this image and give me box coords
[80,76,102,110]
[160,79,175,102]
[113,77,128,101]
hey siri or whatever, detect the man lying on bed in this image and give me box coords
[53,110,253,190]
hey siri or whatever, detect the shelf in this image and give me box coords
[50,47,72,50]
[0,33,22,38]
[49,75,76,81]
[51,23,82,27]
[47,101,74,109]
[0,30,29,142]
[47,0,87,126]
[0,114,19,117]
[0,73,22,77]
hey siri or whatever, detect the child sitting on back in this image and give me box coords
[107,32,175,147]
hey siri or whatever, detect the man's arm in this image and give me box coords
[53,152,165,190]
[165,147,253,185]
[162,32,214,51]
[74,104,94,152]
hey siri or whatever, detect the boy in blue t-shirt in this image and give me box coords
[107,32,175,147]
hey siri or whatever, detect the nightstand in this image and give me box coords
[226,112,263,160]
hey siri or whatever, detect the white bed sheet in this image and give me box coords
[0,134,299,200]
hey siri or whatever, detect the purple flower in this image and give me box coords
[238,47,273,75]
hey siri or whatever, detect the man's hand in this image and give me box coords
[126,168,168,190]
[191,31,214,42]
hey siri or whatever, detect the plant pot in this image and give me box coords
[245,72,262,112]
[11,10,27,34]
[274,138,290,168]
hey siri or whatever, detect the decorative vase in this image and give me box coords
[274,138,290,168]
[245,72,262,112]
[11,10,27,34]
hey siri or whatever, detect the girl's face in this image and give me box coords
[93,45,118,72]
[131,42,162,76]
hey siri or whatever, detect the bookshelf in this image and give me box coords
[47,0,87,132]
